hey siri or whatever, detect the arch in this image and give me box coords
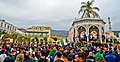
[77,26,86,41]
[77,26,86,34]
[89,25,99,34]
[89,25,99,41]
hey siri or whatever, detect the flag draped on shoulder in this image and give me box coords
[48,49,56,56]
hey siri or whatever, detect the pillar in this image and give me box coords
[86,24,89,42]
[99,25,102,43]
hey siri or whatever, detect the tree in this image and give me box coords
[78,1,100,18]
[44,37,47,41]
[17,36,22,42]
[27,36,31,42]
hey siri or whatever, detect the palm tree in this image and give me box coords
[78,1,100,18]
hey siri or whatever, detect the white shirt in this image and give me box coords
[0,54,7,62]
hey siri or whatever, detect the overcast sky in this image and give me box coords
[0,0,120,31]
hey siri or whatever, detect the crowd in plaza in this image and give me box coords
[0,41,120,62]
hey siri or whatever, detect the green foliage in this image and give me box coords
[44,37,47,41]
[78,1,100,18]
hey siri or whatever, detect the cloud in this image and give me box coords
[0,0,120,31]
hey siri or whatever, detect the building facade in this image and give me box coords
[0,19,17,33]
[26,26,51,43]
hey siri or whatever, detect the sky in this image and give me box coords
[0,0,120,31]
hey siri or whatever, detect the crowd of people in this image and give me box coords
[0,41,120,62]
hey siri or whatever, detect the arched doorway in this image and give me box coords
[77,26,87,41]
[89,25,99,41]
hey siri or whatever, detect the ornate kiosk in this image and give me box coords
[69,1,106,43]
[71,18,106,43]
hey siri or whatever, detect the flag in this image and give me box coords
[60,39,64,45]
[48,49,56,56]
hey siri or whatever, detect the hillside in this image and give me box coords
[51,30,68,37]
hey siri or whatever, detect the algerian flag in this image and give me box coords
[64,37,68,45]
[60,39,64,45]
[48,49,56,56]
[47,49,56,62]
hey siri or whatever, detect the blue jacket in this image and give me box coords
[105,54,119,62]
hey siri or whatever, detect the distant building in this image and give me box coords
[0,19,17,33]
[26,26,51,43]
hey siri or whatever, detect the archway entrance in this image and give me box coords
[78,26,87,41]
[89,25,99,41]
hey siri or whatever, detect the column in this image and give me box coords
[99,25,102,43]
[86,24,89,42]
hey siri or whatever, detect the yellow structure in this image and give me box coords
[26,26,51,44]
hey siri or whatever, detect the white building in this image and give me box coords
[0,19,17,33]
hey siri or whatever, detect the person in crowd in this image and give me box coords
[95,48,105,62]
[86,52,95,62]
[74,52,84,62]
[54,51,64,62]
[39,50,47,62]
[67,57,73,62]
[105,50,119,62]
[15,48,24,62]
[0,50,7,62]
[48,46,57,62]
[103,47,109,57]
[112,47,120,61]
[0,39,120,62]
[24,51,30,62]
[62,52,68,62]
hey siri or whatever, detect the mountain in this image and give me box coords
[51,30,69,37]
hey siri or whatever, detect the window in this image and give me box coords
[7,25,9,29]
[1,23,3,27]
[4,24,6,28]
[14,28,16,31]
